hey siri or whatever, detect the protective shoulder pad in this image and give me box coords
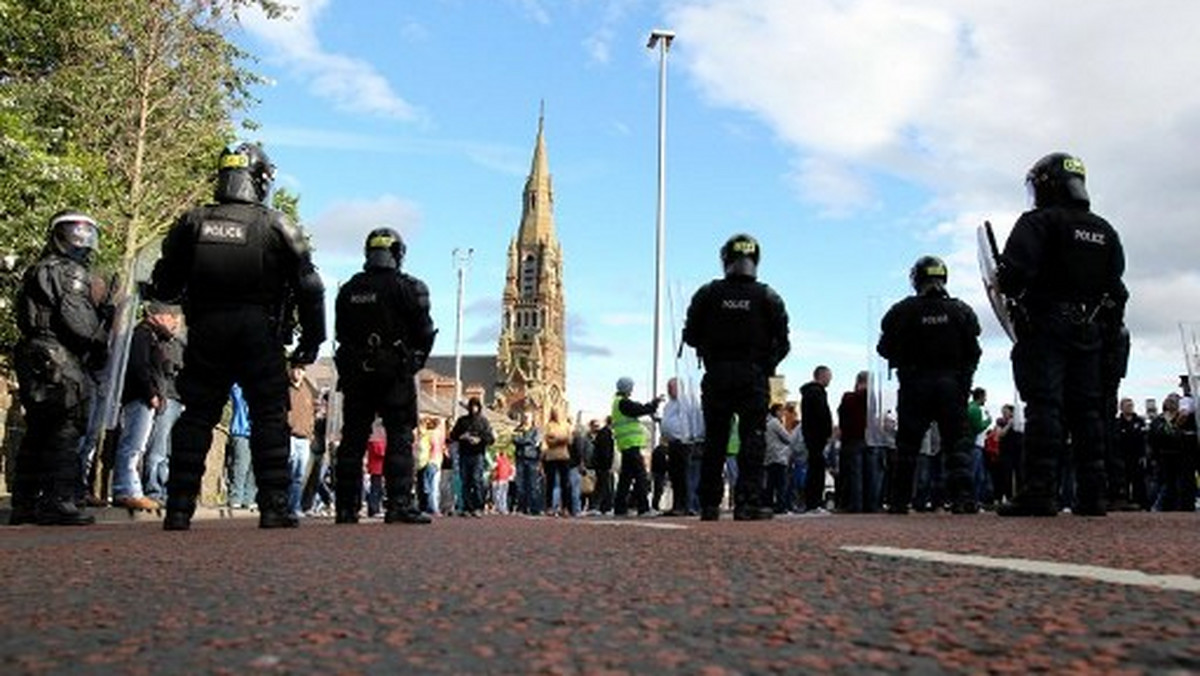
[54,259,92,297]
[270,210,312,258]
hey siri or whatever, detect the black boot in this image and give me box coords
[36,496,95,526]
[1074,470,1108,517]
[886,451,915,515]
[163,495,197,531]
[384,495,431,524]
[996,493,1057,517]
[8,495,38,526]
[258,491,299,529]
[335,482,362,524]
[733,503,774,521]
[947,477,978,515]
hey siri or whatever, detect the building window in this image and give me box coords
[521,255,537,299]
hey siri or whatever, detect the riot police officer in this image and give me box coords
[333,227,436,525]
[149,142,326,530]
[876,256,981,514]
[997,152,1126,517]
[11,211,111,525]
[683,233,790,521]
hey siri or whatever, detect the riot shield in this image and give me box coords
[977,221,1016,341]
[669,282,705,443]
[1179,322,1200,446]
[85,238,164,446]
[865,296,897,449]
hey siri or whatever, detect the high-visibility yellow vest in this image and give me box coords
[611,395,646,451]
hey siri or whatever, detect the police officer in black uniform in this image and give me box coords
[10,211,111,526]
[997,152,1126,517]
[149,142,326,530]
[333,228,436,525]
[683,233,790,521]
[877,256,981,514]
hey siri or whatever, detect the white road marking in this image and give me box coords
[842,545,1200,593]
[578,519,691,531]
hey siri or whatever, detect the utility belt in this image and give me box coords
[1038,300,1108,326]
[700,356,768,375]
[336,332,411,379]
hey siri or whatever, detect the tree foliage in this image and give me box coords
[0,0,285,358]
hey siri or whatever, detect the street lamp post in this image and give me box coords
[452,247,474,414]
[647,28,675,423]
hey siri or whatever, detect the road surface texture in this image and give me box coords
[1,509,1198,674]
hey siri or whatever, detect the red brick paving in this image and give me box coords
[1,511,1198,673]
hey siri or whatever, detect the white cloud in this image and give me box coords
[308,195,422,265]
[787,156,876,216]
[669,0,1200,399]
[241,0,422,121]
[583,28,613,64]
[511,0,551,25]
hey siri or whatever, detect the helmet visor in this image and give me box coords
[53,216,100,251]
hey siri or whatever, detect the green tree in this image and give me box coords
[271,186,301,223]
[0,0,285,358]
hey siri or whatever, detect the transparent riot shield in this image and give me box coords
[84,238,164,451]
[669,282,705,444]
[1179,322,1200,441]
[866,296,897,449]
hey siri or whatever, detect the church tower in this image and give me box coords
[496,112,567,422]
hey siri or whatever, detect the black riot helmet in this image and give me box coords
[47,210,100,265]
[720,233,760,278]
[1025,152,1089,209]
[214,142,275,204]
[909,255,948,295]
[363,227,406,270]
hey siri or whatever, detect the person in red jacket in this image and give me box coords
[492,451,515,514]
[365,425,385,517]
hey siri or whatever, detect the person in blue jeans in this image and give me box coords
[142,322,184,504]
[113,302,181,511]
[224,384,255,509]
[511,411,543,515]
[286,366,315,517]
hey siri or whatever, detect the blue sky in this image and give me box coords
[236,0,1200,418]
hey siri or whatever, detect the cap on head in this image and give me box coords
[47,210,100,264]
[145,300,180,316]
[909,255,948,294]
[363,227,406,270]
[215,142,275,204]
[616,377,634,395]
[720,233,760,278]
[1026,152,1089,208]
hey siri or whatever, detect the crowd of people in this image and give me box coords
[237,375,1198,522]
[6,141,1196,527]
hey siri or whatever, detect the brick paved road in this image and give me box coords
[1,511,1198,673]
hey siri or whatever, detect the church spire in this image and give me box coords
[518,104,554,246]
[497,106,568,424]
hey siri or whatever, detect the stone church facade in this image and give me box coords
[495,114,568,424]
